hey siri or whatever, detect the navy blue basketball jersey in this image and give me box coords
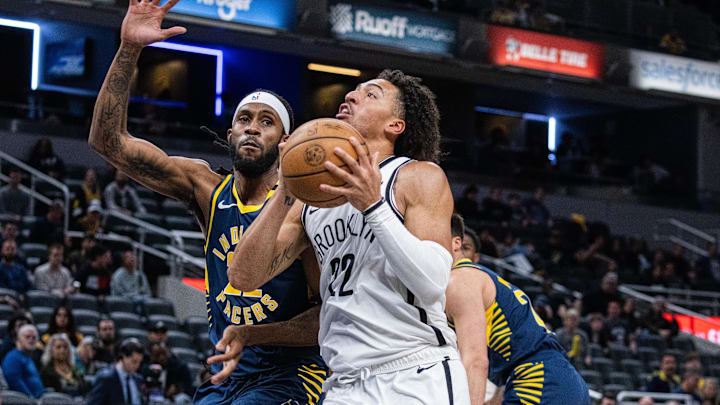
[450,259,562,386]
[204,175,324,377]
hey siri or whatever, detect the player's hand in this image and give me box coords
[121,0,186,48]
[206,325,248,385]
[319,137,381,211]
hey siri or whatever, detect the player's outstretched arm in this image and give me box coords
[89,0,218,204]
[227,182,310,290]
[320,139,455,304]
[446,267,490,405]
[206,304,321,384]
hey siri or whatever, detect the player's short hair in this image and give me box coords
[118,338,144,358]
[377,69,442,164]
[451,213,465,239]
[87,244,109,261]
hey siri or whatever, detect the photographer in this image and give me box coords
[142,342,193,404]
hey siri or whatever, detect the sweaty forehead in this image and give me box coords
[234,103,282,122]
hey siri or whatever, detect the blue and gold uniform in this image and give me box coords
[193,175,326,405]
[451,259,589,405]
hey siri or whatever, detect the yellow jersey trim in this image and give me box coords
[231,181,277,214]
[204,174,233,252]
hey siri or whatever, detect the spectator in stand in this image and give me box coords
[600,392,616,405]
[575,234,618,276]
[605,300,632,348]
[622,297,642,336]
[481,187,511,223]
[75,244,112,296]
[683,352,703,378]
[583,313,611,351]
[659,27,687,55]
[669,243,690,275]
[696,242,720,288]
[489,0,518,25]
[507,192,527,226]
[555,308,590,369]
[86,338,144,405]
[40,333,88,397]
[76,336,98,376]
[66,234,96,275]
[674,370,703,403]
[647,352,680,393]
[638,397,655,405]
[77,199,103,234]
[71,168,102,221]
[0,220,20,245]
[28,138,65,180]
[103,170,146,216]
[29,199,65,245]
[41,305,83,347]
[0,314,31,362]
[0,166,30,218]
[147,321,169,347]
[628,237,652,274]
[145,341,194,401]
[478,229,500,257]
[1,324,44,398]
[34,243,74,297]
[93,318,117,364]
[111,250,150,299]
[461,227,481,263]
[455,184,481,221]
[643,298,679,342]
[523,187,552,228]
[701,378,719,405]
[581,272,622,316]
[0,239,33,296]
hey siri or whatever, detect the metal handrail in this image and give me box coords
[625,284,720,300]
[66,230,169,261]
[668,235,709,257]
[0,150,70,232]
[476,253,582,298]
[616,390,695,405]
[618,285,720,331]
[658,218,715,243]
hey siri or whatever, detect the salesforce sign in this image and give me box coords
[329,2,457,55]
[170,0,296,30]
[629,49,720,100]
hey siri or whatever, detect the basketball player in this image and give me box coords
[447,214,590,405]
[89,1,326,403]
[228,70,471,404]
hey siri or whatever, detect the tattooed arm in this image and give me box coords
[89,0,219,206]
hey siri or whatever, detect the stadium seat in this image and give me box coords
[604,383,630,394]
[637,346,659,366]
[148,314,179,331]
[144,298,175,316]
[0,319,7,336]
[135,212,163,227]
[136,187,156,200]
[67,294,99,312]
[78,325,96,337]
[187,362,205,387]
[166,331,192,350]
[196,335,215,356]
[663,348,684,360]
[83,374,96,386]
[172,347,201,363]
[710,365,720,378]
[704,354,720,371]
[166,215,199,231]
[30,306,54,325]
[71,309,100,328]
[0,287,19,300]
[36,323,48,335]
[671,335,695,352]
[0,304,14,321]
[104,296,134,314]
[39,392,81,405]
[608,371,632,387]
[637,334,666,352]
[620,358,644,380]
[587,343,604,359]
[609,344,632,366]
[109,312,143,330]
[1,390,37,405]
[185,316,207,336]
[590,357,614,381]
[647,360,661,374]
[26,290,59,310]
[161,199,189,216]
[119,328,149,345]
[579,369,603,390]
[20,243,47,260]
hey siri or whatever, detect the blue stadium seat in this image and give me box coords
[109,312,143,330]
[30,306,54,325]
[26,290,58,310]
[104,296,134,314]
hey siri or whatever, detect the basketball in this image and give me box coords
[280,118,369,208]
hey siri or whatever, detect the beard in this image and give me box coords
[230,140,280,178]
[1,254,15,263]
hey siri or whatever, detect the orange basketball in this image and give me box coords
[281,118,369,208]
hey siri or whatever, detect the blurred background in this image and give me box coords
[1,0,720,404]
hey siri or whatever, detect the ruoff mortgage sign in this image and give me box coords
[329,1,457,55]
[170,0,296,30]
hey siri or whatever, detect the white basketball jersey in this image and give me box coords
[301,156,457,375]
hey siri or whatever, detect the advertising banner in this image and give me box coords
[486,25,604,79]
[664,313,720,344]
[629,49,720,100]
[171,0,296,30]
[328,1,457,55]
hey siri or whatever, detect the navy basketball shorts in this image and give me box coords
[503,351,590,405]
[193,363,326,405]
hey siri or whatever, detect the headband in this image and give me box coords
[234,91,291,134]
